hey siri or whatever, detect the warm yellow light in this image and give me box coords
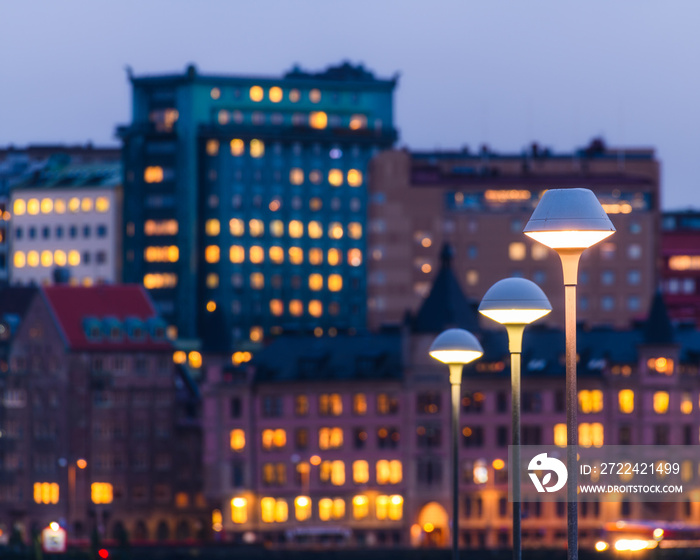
[49,522,59,531]
[347,169,363,186]
[188,351,202,368]
[269,246,284,264]
[289,247,303,264]
[249,219,264,237]
[249,85,264,102]
[349,114,366,130]
[206,301,216,312]
[268,86,283,103]
[230,138,244,156]
[173,351,187,364]
[205,219,220,236]
[91,482,113,504]
[69,197,80,212]
[250,326,263,342]
[348,248,362,266]
[205,245,220,263]
[653,391,669,414]
[250,139,264,158]
[40,198,53,214]
[595,541,609,552]
[328,169,343,186]
[27,251,39,267]
[249,246,264,264]
[479,308,551,325]
[614,539,652,552]
[309,300,322,317]
[618,389,635,414]
[424,522,435,533]
[310,455,321,466]
[429,350,483,365]
[289,220,304,238]
[41,251,53,267]
[309,111,328,129]
[230,429,245,451]
[492,459,505,470]
[68,250,80,266]
[13,199,26,215]
[308,274,323,291]
[14,252,25,268]
[328,274,342,292]
[309,88,321,102]
[296,496,308,507]
[653,528,664,540]
[210,87,221,100]
[308,221,323,239]
[289,168,304,185]
[525,230,614,250]
[76,459,87,469]
[421,264,432,273]
[144,166,164,183]
[95,197,109,212]
[27,198,40,215]
[81,198,92,212]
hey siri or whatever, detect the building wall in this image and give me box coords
[367,145,660,330]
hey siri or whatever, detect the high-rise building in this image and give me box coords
[367,139,660,330]
[118,63,397,345]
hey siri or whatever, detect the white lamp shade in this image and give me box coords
[429,328,483,365]
[523,188,615,249]
[479,277,552,325]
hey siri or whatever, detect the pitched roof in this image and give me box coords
[41,285,171,352]
[412,243,480,333]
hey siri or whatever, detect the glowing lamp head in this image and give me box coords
[479,278,552,325]
[524,188,615,249]
[49,522,59,532]
[429,328,483,365]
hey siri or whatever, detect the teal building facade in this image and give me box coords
[118,63,397,346]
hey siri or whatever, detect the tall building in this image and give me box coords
[118,62,398,345]
[367,139,660,330]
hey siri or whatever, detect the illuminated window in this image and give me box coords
[319,394,342,416]
[348,223,362,239]
[206,139,220,157]
[473,459,488,484]
[231,497,247,523]
[327,274,342,292]
[14,252,25,268]
[290,168,304,185]
[230,139,244,156]
[309,170,322,184]
[305,274,323,291]
[289,247,303,265]
[290,300,303,316]
[33,482,59,504]
[250,326,263,342]
[579,423,604,447]
[309,248,323,265]
[309,88,321,102]
[267,220,282,237]
[40,198,53,214]
[205,245,220,263]
[249,219,264,237]
[327,248,341,266]
[289,89,300,102]
[81,198,93,212]
[467,270,479,286]
[578,390,603,413]
[230,245,245,263]
[653,391,669,414]
[647,357,674,375]
[319,498,345,521]
[347,169,363,187]
[294,496,311,521]
[27,251,39,267]
[553,423,567,447]
[261,429,287,450]
[261,497,288,523]
[250,246,264,264]
[229,218,244,237]
[13,199,25,215]
[509,242,527,261]
[348,248,362,267]
[532,244,548,260]
[249,86,264,102]
[206,273,219,289]
[319,460,345,486]
[353,460,369,484]
[310,111,328,129]
[69,197,80,213]
[143,273,177,289]
[328,169,343,187]
[95,197,109,212]
[54,251,67,267]
[681,392,693,414]
[377,460,402,484]
[353,394,367,415]
[218,110,229,125]
[308,221,323,239]
[376,494,404,520]
[289,220,304,238]
[349,114,367,130]
[319,427,343,449]
[205,219,220,236]
[329,223,343,239]
[40,250,53,267]
[26,198,40,215]
[145,220,178,236]
[669,255,700,271]
[267,86,283,102]
[91,482,113,504]
[618,390,634,414]
[269,299,284,316]
[250,272,264,289]
[268,246,284,264]
[352,495,368,519]
[144,246,179,263]
[144,166,164,183]
[250,139,264,158]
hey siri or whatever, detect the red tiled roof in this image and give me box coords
[42,285,172,352]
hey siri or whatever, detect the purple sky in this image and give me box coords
[2,1,699,208]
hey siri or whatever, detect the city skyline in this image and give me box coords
[2,1,700,209]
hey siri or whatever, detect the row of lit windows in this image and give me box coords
[208,219,363,239]
[14,197,110,216]
[211,246,362,267]
[215,109,372,132]
[143,273,177,289]
[258,427,344,450]
[291,393,397,417]
[144,220,178,236]
[212,85,366,112]
[554,423,605,448]
[144,246,179,263]
[14,250,81,268]
[231,494,403,524]
[265,459,402,487]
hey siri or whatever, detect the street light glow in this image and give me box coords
[429,349,483,365]
[479,308,551,325]
[524,230,614,250]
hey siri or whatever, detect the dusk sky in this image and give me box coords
[2,1,699,208]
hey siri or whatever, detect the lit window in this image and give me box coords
[188,351,202,368]
[40,198,53,214]
[289,89,300,102]
[206,139,220,157]
[294,496,311,521]
[348,223,362,239]
[230,139,244,156]
[290,300,303,316]
[578,390,603,413]
[67,250,80,266]
[54,251,67,267]
[308,221,323,239]
[347,169,363,187]
[554,423,567,447]
[13,199,25,215]
[353,460,369,484]
[310,111,328,129]
[289,247,303,264]
[319,498,345,521]
[81,198,92,212]
[261,429,286,450]
[231,497,247,523]
[579,423,604,447]
[270,299,284,316]
[309,89,321,103]
[319,393,342,416]
[205,246,220,263]
[290,168,304,185]
[230,245,245,263]
[509,242,527,261]
[353,394,367,415]
[308,274,323,291]
[33,482,59,504]
[328,169,343,187]
[349,114,367,130]
[288,220,304,238]
[618,390,634,414]
[27,251,39,267]
[250,139,264,158]
[319,427,343,449]
[205,219,220,236]
[249,86,264,102]
[322,274,341,292]
[206,273,219,288]
[144,166,164,183]
[309,301,322,317]
[348,249,362,267]
[319,460,345,486]
[329,223,343,239]
[249,219,264,237]
[681,392,693,414]
[145,220,178,236]
[269,246,284,264]
[69,197,80,213]
[210,87,221,100]
[144,246,179,263]
[230,429,245,451]
[250,326,263,343]
[328,248,341,266]
[218,110,229,125]
[352,495,368,519]
[250,272,264,289]
[40,250,53,267]
[309,248,323,265]
[250,246,264,264]
[91,482,113,504]
[13,251,25,268]
[647,356,674,375]
[229,218,245,236]
[26,198,40,215]
[95,197,109,212]
[143,273,177,289]
[268,86,283,102]
[377,460,402,484]
[653,391,669,414]
[309,170,322,184]
[473,459,489,484]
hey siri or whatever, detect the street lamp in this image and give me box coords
[478,278,552,560]
[523,188,615,560]
[429,328,484,560]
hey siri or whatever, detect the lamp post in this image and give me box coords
[523,188,615,560]
[478,278,552,560]
[429,328,484,560]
